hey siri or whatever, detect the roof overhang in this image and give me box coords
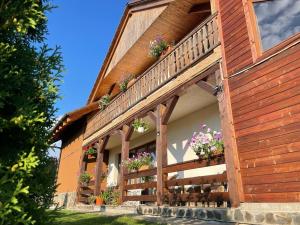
[51,102,99,142]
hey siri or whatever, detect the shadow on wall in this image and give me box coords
[167,103,221,178]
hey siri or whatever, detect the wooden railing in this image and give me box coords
[84,13,220,138]
[122,154,229,207]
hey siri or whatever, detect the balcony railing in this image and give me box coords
[123,154,229,207]
[85,13,219,138]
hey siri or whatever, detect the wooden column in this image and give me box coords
[216,66,244,207]
[156,96,178,205]
[94,136,109,196]
[119,124,133,203]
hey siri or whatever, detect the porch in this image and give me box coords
[78,12,242,208]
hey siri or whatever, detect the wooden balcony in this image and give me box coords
[85,13,220,139]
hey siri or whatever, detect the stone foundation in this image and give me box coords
[137,204,300,225]
[53,192,77,208]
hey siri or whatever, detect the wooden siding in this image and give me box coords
[229,43,300,202]
[218,0,253,75]
[105,6,167,77]
[56,125,84,194]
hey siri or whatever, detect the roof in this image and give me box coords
[51,102,98,142]
[87,0,173,104]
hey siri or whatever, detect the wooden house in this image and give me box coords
[52,0,300,222]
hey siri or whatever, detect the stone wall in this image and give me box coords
[137,205,300,225]
[53,192,77,208]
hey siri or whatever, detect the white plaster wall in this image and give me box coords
[106,103,226,186]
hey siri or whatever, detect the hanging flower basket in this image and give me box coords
[189,124,224,161]
[132,119,149,133]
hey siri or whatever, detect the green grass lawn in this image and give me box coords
[50,210,163,225]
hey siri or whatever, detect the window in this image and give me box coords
[253,0,300,51]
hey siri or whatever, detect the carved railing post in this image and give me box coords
[119,124,133,203]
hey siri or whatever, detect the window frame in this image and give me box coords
[249,0,300,58]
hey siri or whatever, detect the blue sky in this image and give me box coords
[46,0,128,117]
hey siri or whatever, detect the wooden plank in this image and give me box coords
[163,155,225,174]
[240,141,300,161]
[125,181,157,190]
[243,171,300,185]
[123,195,156,202]
[165,192,229,202]
[245,192,300,202]
[237,122,300,148]
[166,173,227,187]
[124,168,157,180]
[238,131,300,154]
[241,151,300,169]
[241,160,300,177]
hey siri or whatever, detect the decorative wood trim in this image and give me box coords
[216,64,245,207]
[242,0,262,61]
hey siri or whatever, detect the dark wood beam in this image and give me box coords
[196,80,218,96]
[156,104,167,205]
[189,3,211,14]
[155,96,178,205]
[147,110,157,122]
[162,95,179,125]
[215,66,244,207]
[94,136,110,195]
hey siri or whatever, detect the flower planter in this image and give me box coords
[96,197,104,206]
[159,45,173,60]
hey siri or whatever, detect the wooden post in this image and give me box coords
[76,150,87,203]
[119,124,134,203]
[94,136,109,196]
[216,66,244,207]
[156,96,179,205]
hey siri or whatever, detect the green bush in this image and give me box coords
[0,0,63,224]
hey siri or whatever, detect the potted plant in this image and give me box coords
[123,152,153,172]
[132,119,149,133]
[79,172,92,186]
[119,74,134,92]
[189,124,224,160]
[85,147,97,158]
[87,195,96,205]
[99,187,120,205]
[95,196,104,206]
[98,94,110,110]
[149,36,170,59]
